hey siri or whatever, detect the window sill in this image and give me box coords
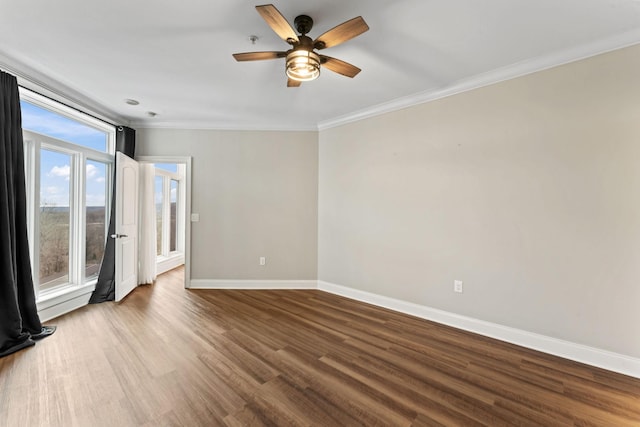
[37,279,96,312]
[157,252,184,275]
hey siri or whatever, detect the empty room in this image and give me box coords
[1,1,639,425]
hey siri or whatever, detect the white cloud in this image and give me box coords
[49,165,70,180]
[86,163,98,178]
[96,177,105,183]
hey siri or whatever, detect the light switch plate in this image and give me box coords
[454,280,463,293]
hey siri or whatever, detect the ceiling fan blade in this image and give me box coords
[320,56,361,78]
[314,16,369,50]
[232,51,286,61]
[287,78,301,87]
[256,4,299,44]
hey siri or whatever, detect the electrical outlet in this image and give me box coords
[259,257,266,266]
[454,280,463,293]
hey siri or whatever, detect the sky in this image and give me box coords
[21,101,108,208]
[155,164,179,206]
[21,101,179,208]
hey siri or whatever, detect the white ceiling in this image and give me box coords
[1,0,640,130]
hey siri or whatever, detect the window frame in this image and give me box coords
[20,88,115,302]
[84,159,109,280]
[155,166,185,259]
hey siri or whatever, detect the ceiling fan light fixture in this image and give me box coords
[286,49,321,82]
[234,5,368,86]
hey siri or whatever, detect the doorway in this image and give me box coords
[137,156,192,288]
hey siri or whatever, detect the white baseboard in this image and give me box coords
[189,279,318,290]
[318,280,640,379]
[38,272,640,378]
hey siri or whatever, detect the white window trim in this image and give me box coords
[155,166,186,257]
[20,88,115,305]
[24,130,114,300]
[19,87,115,152]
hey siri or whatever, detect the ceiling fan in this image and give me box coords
[232,4,369,87]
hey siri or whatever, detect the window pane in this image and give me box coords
[39,150,71,290]
[21,100,107,152]
[170,179,178,252]
[155,176,163,256]
[86,160,107,279]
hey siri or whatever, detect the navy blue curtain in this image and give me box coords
[0,71,42,357]
[89,126,135,303]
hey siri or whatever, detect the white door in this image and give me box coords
[114,152,139,302]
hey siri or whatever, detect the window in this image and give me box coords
[39,149,72,290]
[170,179,178,252]
[21,88,114,299]
[85,160,108,279]
[155,175,163,256]
[21,99,108,152]
[155,164,184,260]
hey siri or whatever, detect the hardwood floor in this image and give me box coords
[1,267,639,426]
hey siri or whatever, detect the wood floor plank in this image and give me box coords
[1,266,639,426]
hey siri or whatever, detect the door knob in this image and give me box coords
[110,234,128,239]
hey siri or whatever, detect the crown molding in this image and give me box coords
[4,28,640,133]
[318,30,640,131]
[0,51,127,126]
[131,120,319,132]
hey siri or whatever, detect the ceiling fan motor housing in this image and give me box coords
[294,15,313,35]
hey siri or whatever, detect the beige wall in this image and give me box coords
[137,128,318,280]
[318,44,640,358]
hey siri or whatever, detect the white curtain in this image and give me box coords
[138,163,157,284]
